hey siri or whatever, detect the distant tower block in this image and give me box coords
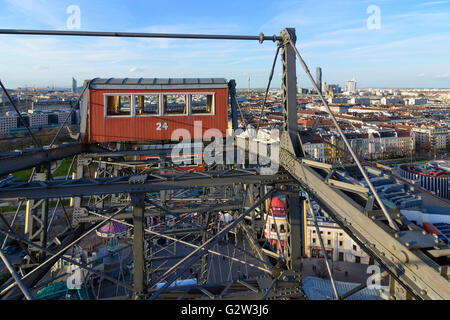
[316,67,322,94]
[248,75,250,93]
[346,78,357,94]
[72,78,77,93]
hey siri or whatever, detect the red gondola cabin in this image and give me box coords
[80,78,229,143]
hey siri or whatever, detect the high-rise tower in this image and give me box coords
[316,67,322,94]
[72,78,77,93]
[346,78,357,94]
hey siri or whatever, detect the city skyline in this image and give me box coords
[7,73,450,91]
[0,0,449,89]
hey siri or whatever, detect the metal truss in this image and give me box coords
[0,143,107,177]
[0,148,297,300]
[0,169,291,201]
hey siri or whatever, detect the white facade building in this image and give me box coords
[327,97,348,104]
[406,98,427,105]
[306,219,373,264]
[321,104,349,113]
[380,97,404,105]
[350,97,371,105]
[346,79,357,94]
[412,126,448,150]
[303,142,325,162]
[364,128,414,158]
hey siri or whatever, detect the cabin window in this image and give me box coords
[106,95,132,116]
[163,94,187,115]
[190,94,214,114]
[135,94,160,115]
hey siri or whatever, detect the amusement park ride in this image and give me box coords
[0,27,449,300]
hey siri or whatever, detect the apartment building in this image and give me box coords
[28,112,48,127]
[412,125,448,151]
[0,115,17,136]
[302,129,415,163]
[305,218,373,264]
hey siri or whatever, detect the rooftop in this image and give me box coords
[400,160,450,178]
[302,276,387,300]
[88,78,228,89]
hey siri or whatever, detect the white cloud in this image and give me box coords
[3,0,65,29]
[33,65,49,71]
[417,1,450,7]
[129,67,145,73]
[435,73,449,78]
[299,38,351,49]
[307,34,450,61]
[417,73,425,77]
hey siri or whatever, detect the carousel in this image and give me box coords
[94,221,132,278]
[96,221,128,251]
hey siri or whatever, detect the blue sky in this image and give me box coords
[0,0,449,89]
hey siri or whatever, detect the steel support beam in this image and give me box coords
[228,79,238,130]
[279,27,305,278]
[24,164,51,263]
[285,190,304,273]
[131,193,146,298]
[77,202,243,223]
[199,211,212,284]
[0,143,106,177]
[237,222,273,272]
[280,28,303,158]
[0,171,290,200]
[0,250,33,300]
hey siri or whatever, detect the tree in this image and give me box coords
[0,139,13,152]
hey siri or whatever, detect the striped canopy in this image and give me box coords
[96,221,128,238]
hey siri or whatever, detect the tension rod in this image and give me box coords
[0,29,281,42]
